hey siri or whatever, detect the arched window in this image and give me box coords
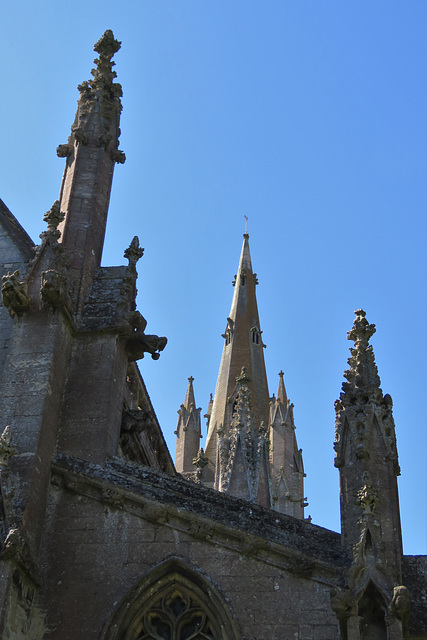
[102,559,239,640]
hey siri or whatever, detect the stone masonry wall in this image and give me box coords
[39,488,341,640]
[35,457,346,640]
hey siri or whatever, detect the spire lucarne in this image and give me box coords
[175,234,305,516]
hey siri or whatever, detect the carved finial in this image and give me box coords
[40,201,65,241]
[188,376,194,384]
[91,30,122,90]
[340,309,382,404]
[279,370,284,379]
[60,30,125,160]
[124,236,144,270]
[347,309,376,344]
[236,366,251,384]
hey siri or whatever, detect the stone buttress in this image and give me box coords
[332,309,410,640]
[0,31,170,638]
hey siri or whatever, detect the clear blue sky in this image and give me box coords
[1,2,426,554]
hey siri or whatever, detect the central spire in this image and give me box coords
[204,233,270,484]
[174,233,306,517]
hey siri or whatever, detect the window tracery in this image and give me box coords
[101,560,239,640]
[127,585,217,640]
[135,587,216,639]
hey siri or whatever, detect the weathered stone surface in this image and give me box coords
[402,555,427,637]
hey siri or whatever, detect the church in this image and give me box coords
[0,30,425,639]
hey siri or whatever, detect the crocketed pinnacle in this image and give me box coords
[91,30,122,91]
[57,29,125,162]
[55,30,125,315]
[78,30,123,106]
[340,309,383,406]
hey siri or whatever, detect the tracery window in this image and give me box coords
[136,586,216,639]
[101,560,239,640]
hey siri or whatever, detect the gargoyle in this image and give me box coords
[40,269,70,311]
[126,310,167,362]
[1,271,31,317]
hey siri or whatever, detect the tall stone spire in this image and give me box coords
[177,233,305,516]
[56,30,125,316]
[332,310,409,639]
[175,377,202,476]
[204,234,270,485]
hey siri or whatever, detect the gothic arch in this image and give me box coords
[357,581,388,640]
[101,557,240,640]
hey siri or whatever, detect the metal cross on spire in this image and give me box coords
[244,214,248,234]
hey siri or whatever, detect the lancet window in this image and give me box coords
[251,326,260,345]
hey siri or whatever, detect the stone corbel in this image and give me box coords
[101,488,123,509]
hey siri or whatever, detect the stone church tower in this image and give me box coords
[0,31,424,639]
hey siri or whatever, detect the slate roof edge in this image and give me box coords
[0,198,36,262]
[52,453,349,579]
